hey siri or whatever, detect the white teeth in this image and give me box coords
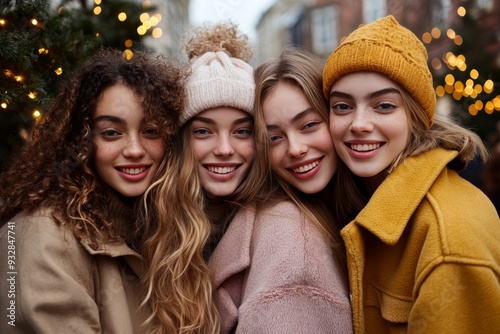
[207,166,237,174]
[350,143,380,152]
[293,160,319,173]
[120,167,146,175]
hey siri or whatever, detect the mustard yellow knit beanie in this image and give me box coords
[323,15,436,127]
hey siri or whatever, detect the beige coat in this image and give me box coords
[0,209,146,333]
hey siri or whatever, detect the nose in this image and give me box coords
[287,135,308,158]
[214,134,235,156]
[349,109,374,133]
[123,134,146,159]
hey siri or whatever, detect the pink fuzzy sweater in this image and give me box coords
[209,201,353,333]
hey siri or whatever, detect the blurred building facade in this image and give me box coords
[255,0,500,66]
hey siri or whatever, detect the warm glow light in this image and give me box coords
[1,102,7,109]
[475,100,484,110]
[468,104,478,116]
[55,67,63,75]
[152,28,162,38]
[445,74,455,86]
[454,81,464,92]
[118,12,127,21]
[94,6,102,15]
[124,49,134,60]
[95,0,102,4]
[493,97,500,109]
[140,13,150,23]
[436,86,445,97]
[447,29,456,39]
[15,76,23,82]
[485,101,494,114]
[466,79,474,87]
[445,84,454,94]
[484,80,494,93]
[125,39,133,48]
[470,69,479,79]
[457,6,466,17]
[28,92,37,99]
[137,25,147,35]
[474,84,483,94]
[33,110,41,118]
[31,19,38,26]
[431,27,441,39]
[464,86,474,96]
[143,21,152,29]
[153,13,162,21]
[150,16,159,26]
[422,32,432,44]
[0,19,6,26]
[143,1,152,9]
[454,35,463,46]
[431,58,442,70]
[452,91,462,100]
[38,48,46,54]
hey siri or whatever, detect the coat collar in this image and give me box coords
[209,206,256,288]
[81,239,143,276]
[351,148,458,245]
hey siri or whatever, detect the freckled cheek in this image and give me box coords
[148,140,166,161]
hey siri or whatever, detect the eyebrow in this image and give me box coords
[266,108,315,131]
[329,87,401,100]
[92,115,124,124]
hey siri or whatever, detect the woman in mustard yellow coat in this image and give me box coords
[323,15,500,333]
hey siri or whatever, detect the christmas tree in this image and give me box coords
[0,0,157,170]
[433,2,500,143]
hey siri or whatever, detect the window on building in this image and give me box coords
[311,5,338,55]
[362,0,386,23]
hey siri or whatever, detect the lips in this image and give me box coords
[292,159,320,173]
[118,167,147,175]
[206,165,238,174]
[350,143,381,152]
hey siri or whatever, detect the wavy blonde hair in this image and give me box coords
[138,135,220,333]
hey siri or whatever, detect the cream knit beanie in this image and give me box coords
[180,50,255,124]
[323,15,436,127]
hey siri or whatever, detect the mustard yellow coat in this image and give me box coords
[341,148,500,333]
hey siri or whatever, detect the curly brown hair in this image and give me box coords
[0,48,186,245]
[184,21,252,62]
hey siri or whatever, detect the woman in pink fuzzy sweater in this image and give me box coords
[209,47,353,333]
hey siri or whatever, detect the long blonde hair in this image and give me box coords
[138,134,220,333]
[252,47,347,274]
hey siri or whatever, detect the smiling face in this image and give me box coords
[92,84,165,198]
[189,107,255,198]
[328,71,409,188]
[263,81,337,194]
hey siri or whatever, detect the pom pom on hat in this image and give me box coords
[180,51,255,125]
[323,15,436,127]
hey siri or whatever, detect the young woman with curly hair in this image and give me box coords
[0,48,188,333]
